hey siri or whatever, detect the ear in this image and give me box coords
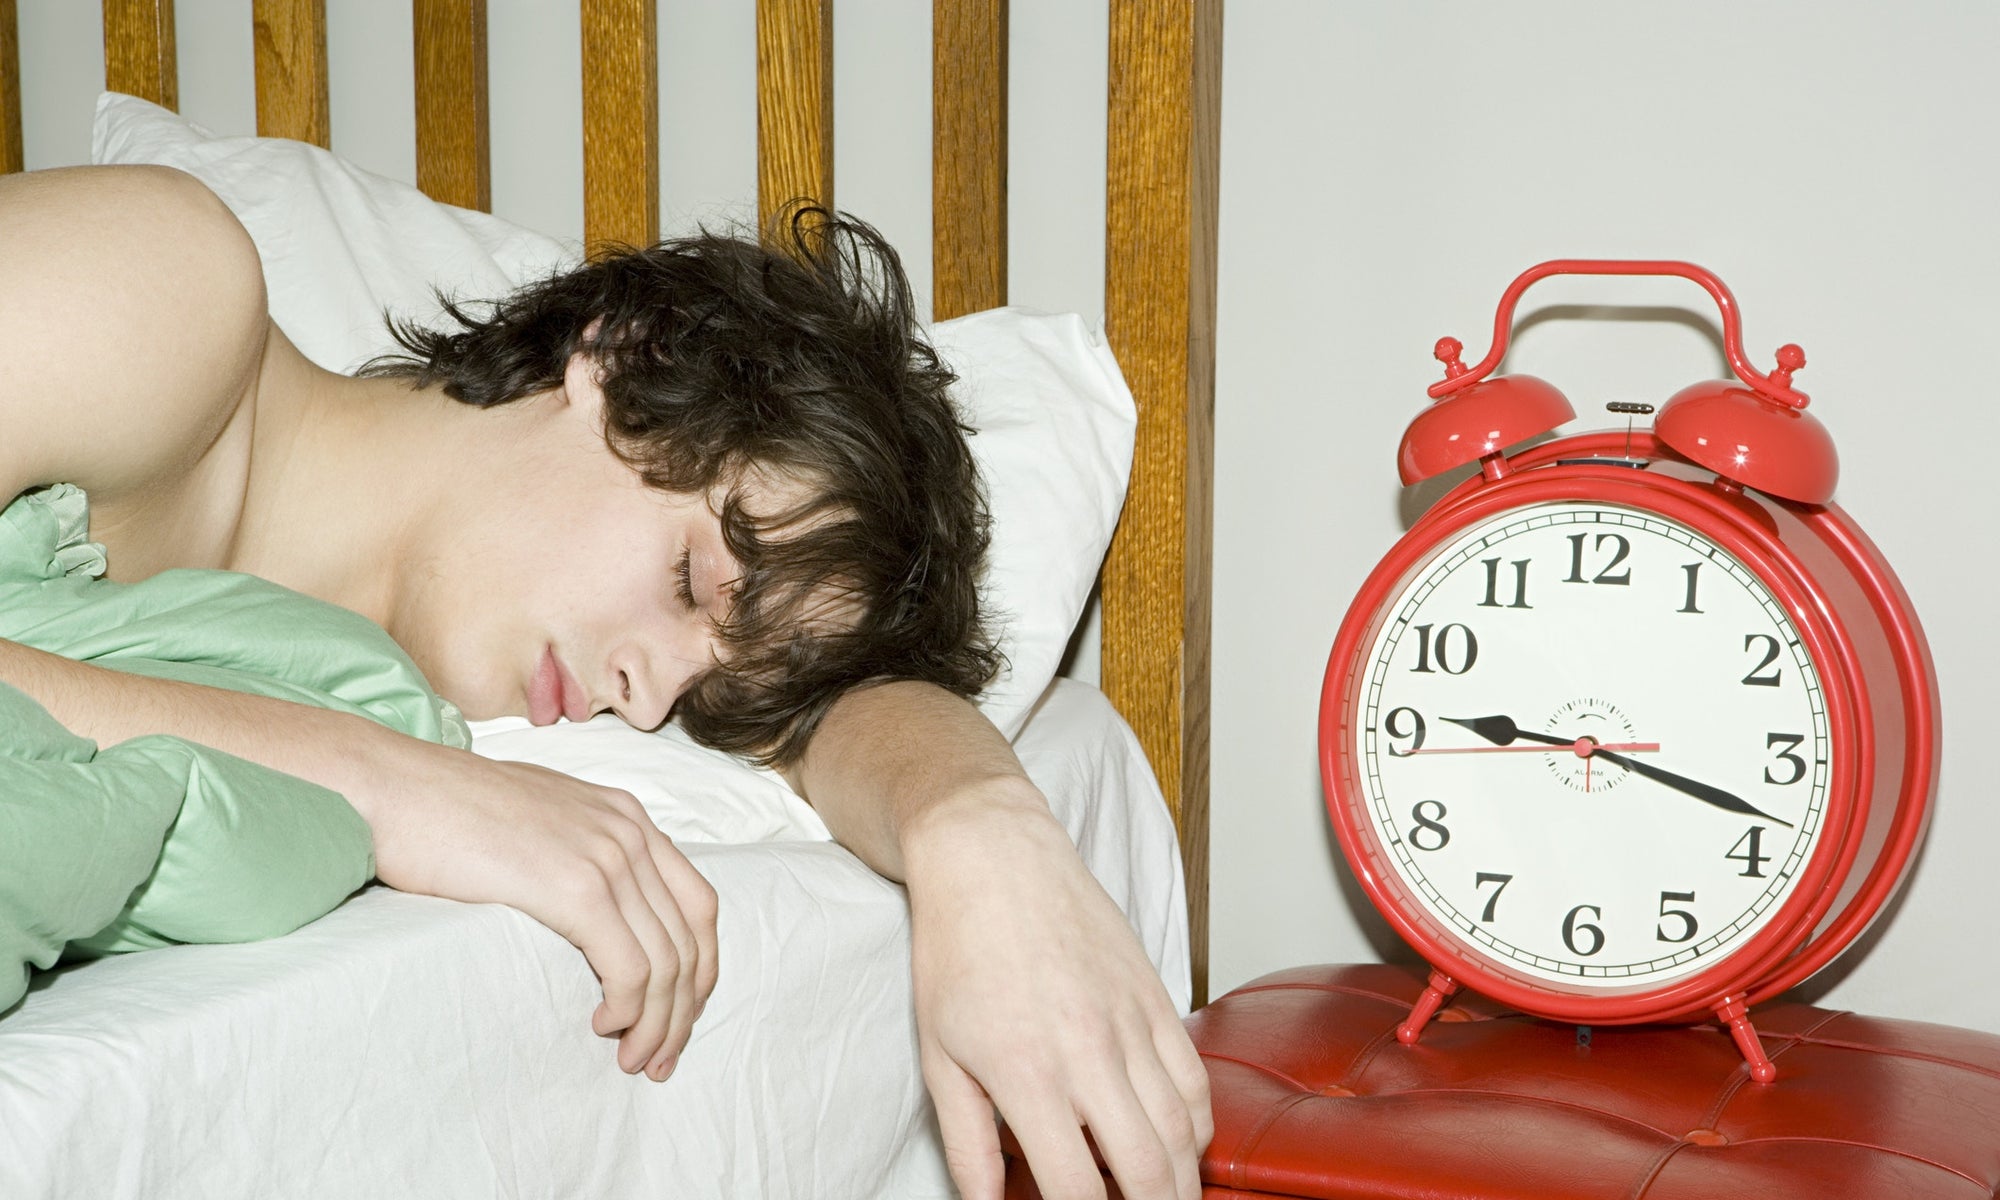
[559,316,611,421]
[560,347,610,425]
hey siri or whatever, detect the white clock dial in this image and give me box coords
[1356,502,1830,990]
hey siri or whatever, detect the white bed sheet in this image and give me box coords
[0,679,1188,1199]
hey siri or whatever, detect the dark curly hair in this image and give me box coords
[358,209,1001,767]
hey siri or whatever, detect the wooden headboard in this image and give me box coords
[0,0,1220,1003]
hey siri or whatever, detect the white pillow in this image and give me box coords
[91,92,1135,834]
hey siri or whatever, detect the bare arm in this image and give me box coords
[0,165,268,510]
[787,681,1212,1200]
[0,637,716,1079]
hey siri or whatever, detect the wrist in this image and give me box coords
[330,715,458,825]
[898,775,1067,887]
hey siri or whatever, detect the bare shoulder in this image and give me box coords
[0,164,269,507]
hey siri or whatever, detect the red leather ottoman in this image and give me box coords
[1004,963,2000,1199]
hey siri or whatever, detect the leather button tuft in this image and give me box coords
[1682,1128,1729,1147]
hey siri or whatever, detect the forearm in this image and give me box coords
[786,679,1052,882]
[0,635,410,822]
[796,681,1212,1199]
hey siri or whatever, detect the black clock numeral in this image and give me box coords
[1742,634,1784,687]
[1478,557,1533,609]
[1561,904,1606,957]
[1564,532,1632,586]
[1383,706,1427,756]
[1726,826,1771,878]
[1656,891,1699,943]
[1409,623,1478,675]
[1679,562,1704,614]
[1406,801,1450,851]
[1764,733,1807,785]
[1474,871,1512,922]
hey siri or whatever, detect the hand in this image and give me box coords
[1442,714,1790,825]
[357,739,719,1079]
[902,788,1211,1200]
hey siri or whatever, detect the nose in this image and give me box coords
[605,644,701,732]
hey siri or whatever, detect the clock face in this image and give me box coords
[1354,501,1831,991]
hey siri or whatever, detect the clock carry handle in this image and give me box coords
[1429,259,1811,409]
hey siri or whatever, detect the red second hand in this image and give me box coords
[1403,741,1661,756]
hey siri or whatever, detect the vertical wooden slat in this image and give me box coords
[581,0,658,250]
[0,0,20,174]
[932,0,1006,319]
[755,0,832,229]
[1102,0,1221,1007]
[414,0,489,211]
[103,0,178,110]
[253,0,329,147]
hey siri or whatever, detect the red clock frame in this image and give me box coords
[1318,262,1939,1082]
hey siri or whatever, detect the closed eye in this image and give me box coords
[676,547,697,611]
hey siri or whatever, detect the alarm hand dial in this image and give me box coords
[1441,714,1793,828]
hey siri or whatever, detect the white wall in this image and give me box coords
[16,1,1996,1033]
[1209,0,1998,1034]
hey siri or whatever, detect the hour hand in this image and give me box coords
[1442,714,1571,749]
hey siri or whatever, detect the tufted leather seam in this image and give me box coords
[1782,1007,1852,1039]
[1786,1035,2000,1083]
[1628,1138,1691,1200]
[1348,1086,1685,1142]
[1658,1135,1994,1194]
[1197,1050,1317,1096]
[1339,1022,1420,1093]
[1227,981,1438,1008]
[1691,1017,1826,1129]
[1225,1089,1318,1191]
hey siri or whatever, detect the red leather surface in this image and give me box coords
[1003,964,2000,1199]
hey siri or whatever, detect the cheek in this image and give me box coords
[384,569,521,718]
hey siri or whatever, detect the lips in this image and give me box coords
[530,647,595,724]
[528,648,562,726]
[555,655,590,723]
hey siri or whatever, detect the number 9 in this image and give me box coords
[1385,706,1427,756]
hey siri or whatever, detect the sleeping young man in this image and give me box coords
[0,164,1210,1200]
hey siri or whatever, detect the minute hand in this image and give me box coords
[1591,749,1793,828]
[1442,714,1793,827]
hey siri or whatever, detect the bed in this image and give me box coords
[0,3,1220,1197]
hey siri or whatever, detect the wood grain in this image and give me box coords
[253,0,329,147]
[0,0,18,174]
[932,0,1006,320]
[1103,0,1220,1006]
[103,0,177,110]
[581,0,658,251]
[414,0,488,212]
[755,0,831,230]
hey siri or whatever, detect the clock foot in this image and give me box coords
[1396,970,1460,1045]
[1715,994,1778,1083]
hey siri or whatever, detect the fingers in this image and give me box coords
[982,1007,1209,1200]
[922,1051,1008,1200]
[639,825,719,1080]
[565,788,718,1081]
[993,1082,1108,1200]
[1117,1034,1205,1200]
[598,836,686,1076]
[1155,1021,1214,1154]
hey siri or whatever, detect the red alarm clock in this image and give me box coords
[1318,260,1939,1082]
